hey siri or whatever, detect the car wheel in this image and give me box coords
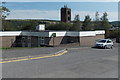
[111,45,113,49]
[104,45,107,49]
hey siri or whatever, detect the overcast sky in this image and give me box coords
[2,1,119,21]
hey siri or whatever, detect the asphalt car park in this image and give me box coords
[2,43,118,78]
[2,42,118,59]
[2,47,65,59]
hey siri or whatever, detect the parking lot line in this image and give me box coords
[0,50,68,63]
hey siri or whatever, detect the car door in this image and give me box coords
[106,40,112,48]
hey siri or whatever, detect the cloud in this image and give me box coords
[7,10,60,20]
[2,0,119,2]
[7,10,118,21]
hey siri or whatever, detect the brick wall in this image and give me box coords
[48,36,64,46]
[95,34,105,40]
[80,36,95,47]
[1,36,16,48]
[80,34,105,47]
[46,36,79,46]
[1,34,105,48]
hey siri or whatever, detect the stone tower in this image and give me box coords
[61,5,71,23]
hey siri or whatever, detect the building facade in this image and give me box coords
[0,30,105,48]
[61,5,71,23]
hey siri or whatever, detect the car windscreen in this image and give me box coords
[98,40,106,43]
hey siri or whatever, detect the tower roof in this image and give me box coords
[64,5,67,8]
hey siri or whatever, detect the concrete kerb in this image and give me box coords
[0,49,68,63]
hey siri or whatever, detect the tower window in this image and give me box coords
[68,17,70,21]
[68,11,70,15]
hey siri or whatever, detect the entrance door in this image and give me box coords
[38,37,45,46]
[40,37,45,45]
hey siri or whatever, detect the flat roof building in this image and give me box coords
[0,30,105,48]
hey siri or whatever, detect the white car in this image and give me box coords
[95,39,113,49]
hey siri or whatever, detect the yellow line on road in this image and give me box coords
[69,47,90,50]
[0,50,68,63]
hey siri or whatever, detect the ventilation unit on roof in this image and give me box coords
[36,24,45,31]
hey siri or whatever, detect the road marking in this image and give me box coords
[69,47,90,50]
[0,49,68,63]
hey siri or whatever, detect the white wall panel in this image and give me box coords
[0,31,22,36]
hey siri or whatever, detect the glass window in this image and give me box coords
[107,40,112,43]
[98,40,106,43]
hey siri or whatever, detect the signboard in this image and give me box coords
[51,33,56,37]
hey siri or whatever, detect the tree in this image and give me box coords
[82,15,93,31]
[100,12,111,38]
[109,30,120,38]
[74,14,80,22]
[4,20,17,31]
[0,2,10,19]
[46,22,72,31]
[0,2,10,31]
[94,12,101,30]
[95,11,99,21]
[70,14,82,31]
[20,20,38,30]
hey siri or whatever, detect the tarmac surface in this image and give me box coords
[2,43,119,78]
[2,47,65,59]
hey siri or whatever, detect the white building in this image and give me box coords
[0,30,105,48]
